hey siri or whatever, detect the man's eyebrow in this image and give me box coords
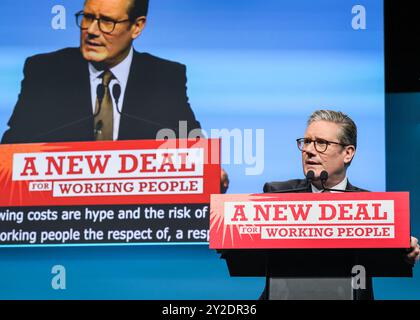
[305,136,327,141]
[99,14,118,20]
[83,11,117,20]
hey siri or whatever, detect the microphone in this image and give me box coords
[320,170,328,191]
[93,84,105,137]
[306,170,315,185]
[94,84,105,117]
[269,170,315,193]
[112,83,122,113]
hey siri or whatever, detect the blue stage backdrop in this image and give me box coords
[0,0,417,299]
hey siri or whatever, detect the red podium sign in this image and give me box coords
[210,192,410,249]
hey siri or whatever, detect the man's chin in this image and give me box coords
[81,50,108,64]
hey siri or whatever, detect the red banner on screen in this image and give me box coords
[0,139,220,206]
[210,192,410,249]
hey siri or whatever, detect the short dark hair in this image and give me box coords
[127,0,149,21]
[308,109,357,149]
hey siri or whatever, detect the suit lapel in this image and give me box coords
[299,179,312,192]
[68,50,95,140]
[118,51,150,139]
[346,180,368,192]
[72,51,93,120]
[346,180,357,191]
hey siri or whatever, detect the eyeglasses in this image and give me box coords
[75,11,131,34]
[296,138,348,153]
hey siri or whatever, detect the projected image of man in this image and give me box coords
[1,0,201,144]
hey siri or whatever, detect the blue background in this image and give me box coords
[0,0,417,299]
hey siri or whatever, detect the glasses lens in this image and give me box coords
[99,19,115,33]
[76,14,83,28]
[78,14,94,29]
[315,139,328,152]
[297,139,304,151]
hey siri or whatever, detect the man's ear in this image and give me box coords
[343,145,356,165]
[131,16,147,39]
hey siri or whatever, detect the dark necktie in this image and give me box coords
[94,70,114,141]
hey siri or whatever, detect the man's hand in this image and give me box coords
[405,236,420,265]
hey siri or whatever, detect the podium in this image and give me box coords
[210,192,412,300]
[219,248,412,300]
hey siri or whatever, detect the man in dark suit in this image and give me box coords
[262,110,419,300]
[1,0,201,144]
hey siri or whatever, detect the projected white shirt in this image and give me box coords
[88,47,134,141]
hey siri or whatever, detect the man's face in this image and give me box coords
[80,0,145,68]
[301,120,355,187]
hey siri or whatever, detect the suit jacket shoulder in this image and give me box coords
[23,48,84,78]
[346,181,369,192]
[263,179,309,193]
[26,47,82,63]
[135,52,186,69]
[129,51,189,92]
[264,178,369,193]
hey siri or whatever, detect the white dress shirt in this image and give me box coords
[88,47,133,140]
[311,176,348,193]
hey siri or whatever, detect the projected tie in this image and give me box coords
[94,70,114,141]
